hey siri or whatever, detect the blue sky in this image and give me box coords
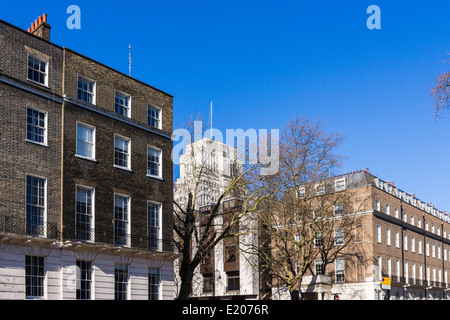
[2,1,450,210]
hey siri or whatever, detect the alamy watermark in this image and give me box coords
[67,5,81,30]
[367,5,381,30]
[172,121,280,176]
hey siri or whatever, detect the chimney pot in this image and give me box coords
[27,28,31,33]
[30,14,51,41]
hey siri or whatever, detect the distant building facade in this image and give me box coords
[174,138,260,300]
[271,169,450,300]
[0,15,175,300]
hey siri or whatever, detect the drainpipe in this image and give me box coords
[401,204,406,300]
[423,215,427,300]
[442,223,445,300]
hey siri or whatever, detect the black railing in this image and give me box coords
[0,214,175,253]
[0,214,60,239]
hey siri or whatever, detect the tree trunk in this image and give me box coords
[290,289,300,300]
[176,264,194,300]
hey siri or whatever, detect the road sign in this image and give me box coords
[381,277,391,290]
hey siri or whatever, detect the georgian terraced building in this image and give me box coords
[271,169,450,300]
[0,15,175,300]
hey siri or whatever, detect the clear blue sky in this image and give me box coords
[2,1,450,210]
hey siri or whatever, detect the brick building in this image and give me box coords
[0,15,175,300]
[271,169,450,300]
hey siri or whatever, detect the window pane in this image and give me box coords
[148,268,160,300]
[28,56,47,85]
[115,93,130,117]
[25,256,45,298]
[76,260,92,300]
[148,106,161,128]
[148,203,161,249]
[114,195,130,246]
[115,264,128,300]
[26,176,45,237]
[147,148,161,177]
[76,124,94,158]
[26,108,46,144]
[114,136,129,168]
[77,78,94,103]
[76,187,94,241]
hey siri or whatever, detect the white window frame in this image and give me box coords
[77,75,96,105]
[315,184,325,196]
[147,201,162,251]
[26,107,48,146]
[75,185,95,243]
[334,178,345,192]
[115,91,131,118]
[148,105,162,130]
[25,255,46,299]
[114,134,131,171]
[375,200,380,211]
[386,228,391,246]
[335,258,345,283]
[76,260,93,300]
[376,225,381,243]
[334,229,344,246]
[314,231,323,247]
[315,260,325,275]
[76,122,96,161]
[148,267,161,300]
[27,54,48,87]
[147,146,162,179]
[114,263,129,300]
[114,193,131,247]
[395,231,399,248]
[25,174,47,238]
[334,203,343,215]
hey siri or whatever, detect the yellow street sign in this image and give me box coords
[381,277,391,289]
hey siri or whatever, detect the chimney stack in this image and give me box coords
[28,14,51,42]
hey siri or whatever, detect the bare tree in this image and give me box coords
[248,116,362,300]
[431,53,450,119]
[173,115,275,300]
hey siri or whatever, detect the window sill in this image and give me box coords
[114,165,133,173]
[75,154,98,163]
[26,139,49,148]
[26,78,49,89]
[147,174,163,181]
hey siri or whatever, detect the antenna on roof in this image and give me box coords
[209,101,212,140]
[210,101,213,140]
[128,44,132,76]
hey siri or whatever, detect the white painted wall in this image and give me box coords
[0,243,174,300]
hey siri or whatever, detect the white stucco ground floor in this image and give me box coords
[0,239,175,300]
[271,276,450,300]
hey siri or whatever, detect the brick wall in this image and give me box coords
[63,49,173,134]
[0,20,63,235]
[0,19,63,94]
